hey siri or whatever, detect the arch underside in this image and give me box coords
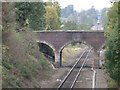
[36,38,105,65]
[59,40,93,53]
[37,40,56,53]
[37,40,55,62]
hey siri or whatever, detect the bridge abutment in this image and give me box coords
[54,51,61,67]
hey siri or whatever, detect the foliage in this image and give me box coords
[15,2,46,30]
[61,6,99,30]
[15,2,61,31]
[45,2,61,30]
[19,66,32,79]
[28,3,46,30]
[79,7,98,27]
[61,6,108,30]
[101,8,109,29]
[107,77,119,88]
[2,67,21,88]
[63,21,78,30]
[79,24,90,30]
[2,2,53,88]
[105,1,120,86]
[2,3,16,31]
[2,29,52,87]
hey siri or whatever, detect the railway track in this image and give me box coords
[57,47,92,89]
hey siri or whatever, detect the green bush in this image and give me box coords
[20,66,31,79]
[2,45,13,69]
[2,59,12,70]
[107,78,119,88]
[105,2,120,85]
[2,68,21,88]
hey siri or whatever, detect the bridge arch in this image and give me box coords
[37,40,56,52]
[59,40,92,53]
[37,40,56,62]
[58,40,93,67]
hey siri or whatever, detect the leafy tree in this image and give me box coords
[105,1,120,86]
[29,2,46,30]
[15,2,46,30]
[15,2,31,28]
[53,1,61,25]
[45,1,61,30]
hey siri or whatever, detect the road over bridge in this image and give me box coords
[34,30,106,67]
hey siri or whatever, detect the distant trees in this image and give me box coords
[101,8,109,29]
[79,24,90,30]
[105,1,120,86]
[61,5,74,18]
[61,6,108,30]
[63,21,78,30]
[79,6,98,28]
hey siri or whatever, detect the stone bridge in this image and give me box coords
[34,30,106,67]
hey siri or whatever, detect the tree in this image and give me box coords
[53,1,61,26]
[45,1,61,30]
[105,1,120,86]
[15,2,46,30]
[29,2,46,30]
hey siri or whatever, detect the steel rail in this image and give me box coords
[70,48,92,89]
[57,47,89,90]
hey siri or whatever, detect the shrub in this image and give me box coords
[105,2,120,85]
[2,68,21,88]
[19,66,32,79]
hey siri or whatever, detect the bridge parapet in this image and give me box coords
[33,30,104,33]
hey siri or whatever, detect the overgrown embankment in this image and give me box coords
[105,1,120,88]
[2,2,55,88]
[2,29,53,88]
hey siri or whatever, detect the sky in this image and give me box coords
[57,0,112,12]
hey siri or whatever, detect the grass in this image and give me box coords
[62,44,82,63]
[2,29,53,88]
[107,77,119,88]
[2,66,21,88]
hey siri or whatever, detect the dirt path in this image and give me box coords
[95,69,108,88]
